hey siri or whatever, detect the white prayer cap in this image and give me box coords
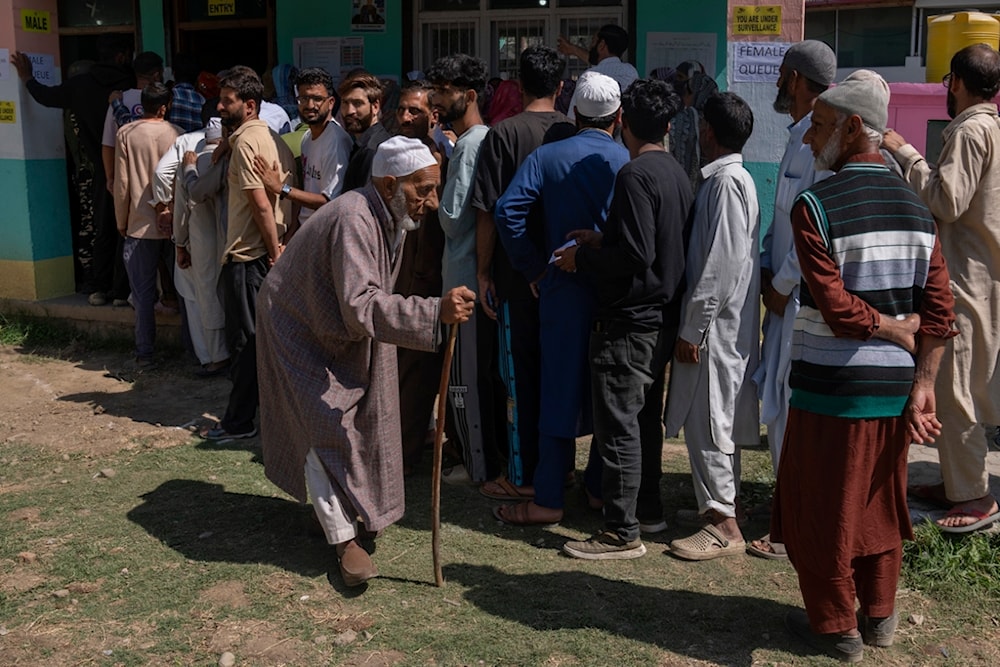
[575,71,621,118]
[205,117,223,141]
[371,136,438,178]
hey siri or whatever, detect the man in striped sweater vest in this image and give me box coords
[772,70,956,663]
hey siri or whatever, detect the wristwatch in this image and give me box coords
[279,183,292,199]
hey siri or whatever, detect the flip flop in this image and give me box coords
[492,502,561,527]
[746,534,788,560]
[908,483,954,509]
[669,524,746,561]
[480,476,535,501]
[937,505,1000,534]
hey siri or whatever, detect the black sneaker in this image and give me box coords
[858,610,898,647]
[785,609,863,663]
[562,530,646,560]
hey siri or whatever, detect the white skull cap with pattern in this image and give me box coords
[575,71,621,118]
[371,136,438,178]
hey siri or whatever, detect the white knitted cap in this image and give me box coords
[371,136,438,178]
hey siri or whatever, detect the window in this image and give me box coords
[416,1,628,79]
[805,7,912,68]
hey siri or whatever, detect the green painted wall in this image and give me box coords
[0,159,72,262]
[138,0,165,56]
[277,0,403,77]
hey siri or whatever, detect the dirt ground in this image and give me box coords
[0,347,227,457]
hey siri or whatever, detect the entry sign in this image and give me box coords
[733,5,782,36]
[208,1,237,17]
[21,9,52,33]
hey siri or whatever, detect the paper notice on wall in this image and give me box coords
[293,37,365,85]
[0,49,9,82]
[733,5,782,36]
[23,53,57,85]
[646,32,717,77]
[731,42,789,83]
[0,101,16,123]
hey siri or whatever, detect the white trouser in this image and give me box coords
[304,448,357,544]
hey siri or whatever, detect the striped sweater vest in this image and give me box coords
[789,162,937,418]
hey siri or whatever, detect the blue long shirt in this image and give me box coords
[494,128,628,438]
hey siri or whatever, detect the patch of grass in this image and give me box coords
[903,520,1000,607]
[3,436,1000,665]
[0,311,134,356]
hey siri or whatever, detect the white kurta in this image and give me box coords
[753,113,831,464]
[665,153,761,454]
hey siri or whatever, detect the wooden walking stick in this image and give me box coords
[431,323,459,587]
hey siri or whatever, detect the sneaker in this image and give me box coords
[638,518,669,534]
[112,298,130,308]
[785,609,863,663]
[562,530,647,560]
[88,291,109,306]
[202,425,258,440]
[858,611,898,647]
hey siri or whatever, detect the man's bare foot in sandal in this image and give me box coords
[747,533,788,560]
[936,494,1000,533]
[492,501,563,527]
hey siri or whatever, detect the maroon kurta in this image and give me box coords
[257,185,441,531]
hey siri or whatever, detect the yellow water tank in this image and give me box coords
[927,12,1000,83]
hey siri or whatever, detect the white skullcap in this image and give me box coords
[371,136,438,178]
[205,117,223,141]
[575,71,621,118]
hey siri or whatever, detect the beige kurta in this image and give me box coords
[895,103,1000,425]
[257,185,441,531]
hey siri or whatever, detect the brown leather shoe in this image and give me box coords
[337,539,378,587]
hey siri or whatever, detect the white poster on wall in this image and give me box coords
[731,42,789,83]
[0,49,9,82]
[645,32,717,77]
[293,37,365,85]
[23,52,57,85]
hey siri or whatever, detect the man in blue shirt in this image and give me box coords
[493,72,629,525]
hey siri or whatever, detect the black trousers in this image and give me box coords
[220,256,268,434]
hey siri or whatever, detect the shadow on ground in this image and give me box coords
[446,563,800,666]
[127,478,329,577]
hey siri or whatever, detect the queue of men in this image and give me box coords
[14,29,1000,663]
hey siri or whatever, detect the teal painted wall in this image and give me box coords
[745,161,778,246]
[0,159,72,262]
[277,0,403,77]
[635,0,729,85]
[138,0,165,56]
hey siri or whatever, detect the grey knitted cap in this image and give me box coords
[818,69,891,134]
[782,40,837,86]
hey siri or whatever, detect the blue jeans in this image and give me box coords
[122,237,172,359]
[590,323,671,541]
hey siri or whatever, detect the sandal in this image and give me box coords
[669,524,746,561]
[492,501,562,527]
[746,534,788,560]
[937,503,1000,534]
[675,508,749,529]
[480,476,535,501]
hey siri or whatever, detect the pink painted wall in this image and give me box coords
[887,83,949,156]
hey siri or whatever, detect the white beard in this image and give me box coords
[388,186,420,231]
[814,124,844,172]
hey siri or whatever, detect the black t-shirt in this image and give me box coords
[575,150,694,330]
[343,122,391,192]
[472,111,575,301]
